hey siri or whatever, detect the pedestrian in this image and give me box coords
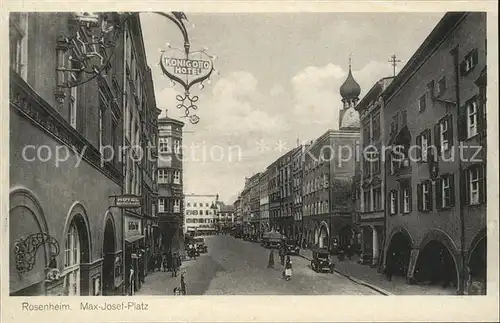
[385,253,395,281]
[279,246,286,266]
[180,271,187,295]
[171,252,179,277]
[166,252,172,272]
[173,287,181,296]
[267,250,275,268]
[284,256,292,281]
[162,254,168,272]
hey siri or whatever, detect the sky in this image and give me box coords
[139,12,444,205]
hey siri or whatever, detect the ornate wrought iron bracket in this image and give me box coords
[14,232,60,274]
[176,92,200,124]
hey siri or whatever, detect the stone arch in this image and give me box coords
[9,188,51,263]
[102,211,116,254]
[62,202,92,266]
[414,229,460,287]
[383,226,414,269]
[467,227,486,264]
[418,229,460,262]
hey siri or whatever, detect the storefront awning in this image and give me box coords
[125,235,145,244]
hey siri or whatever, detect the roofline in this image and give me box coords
[382,12,469,103]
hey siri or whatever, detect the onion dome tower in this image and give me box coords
[339,57,361,130]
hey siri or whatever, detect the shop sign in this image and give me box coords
[124,215,142,238]
[112,195,142,208]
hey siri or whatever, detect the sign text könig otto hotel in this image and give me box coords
[159,48,214,91]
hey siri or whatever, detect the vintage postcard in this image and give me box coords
[1,1,498,322]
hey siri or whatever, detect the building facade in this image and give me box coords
[354,77,394,266]
[292,145,305,243]
[259,170,270,235]
[157,116,184,255]
[303,63,361,252]
[216,204,235,234]
[248,173,262,238]
[277,150,294,238]
[381,12,487,295]
[9,12,128,296]
[267,161,280,232]
[184,194,219,236]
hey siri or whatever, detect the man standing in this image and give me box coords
[279,246,286,266]
[180,272,187,295]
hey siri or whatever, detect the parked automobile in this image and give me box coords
[311,248,334,273]
[195,237,208,253]
[261,232,270,248]
[284,239,300,255]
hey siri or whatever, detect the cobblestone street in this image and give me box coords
[137,235,379,295]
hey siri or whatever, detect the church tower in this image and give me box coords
[339,58,361,130]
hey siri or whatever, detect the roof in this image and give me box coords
[340,66,361,99]
[158,116,185,127]
[382,12,468,103]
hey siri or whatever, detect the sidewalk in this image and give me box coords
[135,259,196,296]
[299,249,456,295]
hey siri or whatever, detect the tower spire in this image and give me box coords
[349,53,352,70]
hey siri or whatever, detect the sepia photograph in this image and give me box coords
[2,3,498,322]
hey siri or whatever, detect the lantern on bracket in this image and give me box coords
[55,12,128,88]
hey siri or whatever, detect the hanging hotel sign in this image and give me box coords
[159,48,214,91]
[111,195,142,208]
[159,46,216,125]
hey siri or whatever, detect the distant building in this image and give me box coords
[157,116,185,253]
[184,194,219,236]
[354,76,394,266]
[292,144,306,243]
[259,170,270,234]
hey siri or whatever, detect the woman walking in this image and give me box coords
[284,256,292,281]
[267,250,275,268]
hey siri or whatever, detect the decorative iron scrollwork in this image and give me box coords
[176,92,200,124]
[14,232,60,274]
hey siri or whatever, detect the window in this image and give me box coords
[187,202,191,207]
[402,186,411,213]
[98,106,104,151]
[372,113,381,142]
[193,203,197,207]
[158,169,169,183]
[417,130,431,162]
[465,164,485,206]
[206,203,209,207]
[436,174,455,209]
[467,99,478,138]
[419,94,427,112]
[390,112,399,135]
[159,137,170,153]
[174,200,180,213]
[436,116,452,152]
[390,190,398,215]
[438,76,447,95]
[373,187,382,211]
[174,140,181,154]
[64,221,80,296]
[462,49,478,75]
[158,199,165,212]
[69,73,78,129]
[173,171,180,184]
[417,181,432,211]
[363,190,371,212]
[9,13,28,79]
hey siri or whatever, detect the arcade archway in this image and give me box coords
[468,234,486,294]
[318,222,329,249]
[102,217,116,296]
[414,240,458,287]
[386,231,412,277]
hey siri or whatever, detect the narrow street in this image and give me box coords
[137,235,379,295]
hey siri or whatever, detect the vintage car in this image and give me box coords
[195,237,208,253]
[284,239,300,255]
[310,248,334,273]
[261,232,270,248]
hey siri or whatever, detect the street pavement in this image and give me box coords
[136,235,379,295]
